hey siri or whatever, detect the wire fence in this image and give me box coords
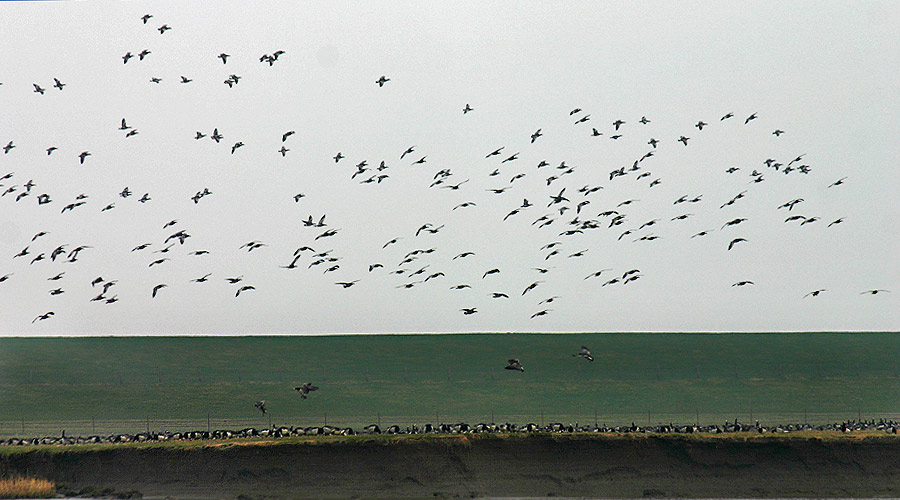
[4,411,900,439]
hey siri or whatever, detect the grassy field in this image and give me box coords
[1,333,899,437]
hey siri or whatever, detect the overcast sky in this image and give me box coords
[0,1,898,335]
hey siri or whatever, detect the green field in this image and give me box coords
[1,333,899,437]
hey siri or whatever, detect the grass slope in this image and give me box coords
[1,333,899,434]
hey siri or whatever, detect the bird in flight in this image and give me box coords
[158,24,171,34]
[32,312,55,323]
[294,382,319,399]
[53,78,65,90]
[254,401,267,414]
[151,284,167,298]
[463,104,473,114]
[78,151,91,164]
[727,238,747,250]
[505,359,525,372]
[218,53,230,64]
[573,346,594,362]
[141,14,153,24]
[33,83,45,94]
[861,289,890,295]
[804,289,826,298]
[376,75,390,87]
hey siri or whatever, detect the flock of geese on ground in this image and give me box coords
[0,12,892,328]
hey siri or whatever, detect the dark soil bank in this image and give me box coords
[4,435,900,499]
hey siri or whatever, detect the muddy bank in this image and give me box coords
[3,434,900,499]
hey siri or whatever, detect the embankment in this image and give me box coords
[3,433,900,499]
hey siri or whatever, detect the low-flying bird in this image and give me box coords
[294,382,319,399]
[254,401,267,414]
[505,359,525,372]
[573,346,594,362]
[530,309,551,319]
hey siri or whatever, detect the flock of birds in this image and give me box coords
[0,11,892,331]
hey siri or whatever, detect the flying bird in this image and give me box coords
[573,346,594,362]
[376,75,390,87]
[505,359,525,372]
[294,382,319,399]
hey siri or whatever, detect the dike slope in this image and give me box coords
[3,433,900,499]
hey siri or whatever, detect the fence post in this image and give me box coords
[207,413,210,433]
[146,416,150,434]
[594,409,598,427]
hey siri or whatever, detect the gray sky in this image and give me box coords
[0,1,898,335]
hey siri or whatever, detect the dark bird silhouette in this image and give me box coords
[180,76,192,84]
[236,285,255,297]
[2,141,14,154]
[141,14,153,23]
[573,346,594,362]
[828,177,847,188]
[732,281,754,287]
[530,309,551,319]
[151,284,167,298]
[138,49,151,61]
[231,142,244,154]
[32,312,54,323]
[218,53,230,64]
[804,289,826,298]
[78,151,91,164]
[122,52,134,64]
[482,268,500,279]
[727,238,747,251]
[158,24,171,34]
[861,289,890,295]
[530,129,542,143]
[254,401,267,414]
[695,120,707,130]
[828,218,845,227]
[773,129,785,136]
[211,129,223,143]
[505,359,525,372]
[463,103,473,114]
[53,78,65,90]
[678,136,689,146]
[376,75,390,87]
[721,112,734,120]
[294,382,319,399]
[33,83,45,94]
[744,112,758,124]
